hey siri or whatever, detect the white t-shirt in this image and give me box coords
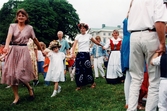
[37,50,44,61]
[75,34,92,52]
[128,0,167,31]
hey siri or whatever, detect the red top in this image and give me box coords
[67,59,75,67]
[44,57,50,72]
[110,39,122,50]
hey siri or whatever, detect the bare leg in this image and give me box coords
[54,82,58,90]
[22,82,34,96]
[11,85,19,103]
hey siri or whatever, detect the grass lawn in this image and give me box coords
[0,72,143,111]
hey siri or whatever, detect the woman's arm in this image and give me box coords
[3,34,12,53]
[71,40,78,57]
[90,38,103,47]
[33,38,43,51]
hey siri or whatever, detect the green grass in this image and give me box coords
[0,73,126,111]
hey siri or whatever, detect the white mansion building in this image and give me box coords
[87,24,123,44]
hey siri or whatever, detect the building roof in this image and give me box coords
[88,25,122,33]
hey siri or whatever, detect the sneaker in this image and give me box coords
[51,90,57,97]
[5,85,11,88]
[33,80,39,86]
[57,86,61,93]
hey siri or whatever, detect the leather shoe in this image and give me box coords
[28,88,35,101]
[10,99,20,106]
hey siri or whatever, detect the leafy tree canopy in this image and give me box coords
[0,0,80,45]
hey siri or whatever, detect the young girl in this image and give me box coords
[71,23,103,91]
[151,49,167,111]
[45,41,65,97]
[91,36,107,79]
[42,48,50,86]
[66,51,75,81]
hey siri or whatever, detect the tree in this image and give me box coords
[0,0,80,45]
[48,0,80,40]
[0,0,22,42]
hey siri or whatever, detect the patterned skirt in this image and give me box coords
[75,52,94,87]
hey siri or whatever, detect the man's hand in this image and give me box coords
[156,43,166,55]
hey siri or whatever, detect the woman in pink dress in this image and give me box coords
[1,9,42,105]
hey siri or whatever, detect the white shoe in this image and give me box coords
[71,78,74,81]
[57,86,61,93]
[5,85,11,88]
[51,90,57,97]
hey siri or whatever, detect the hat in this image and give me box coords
[49,40,61,50]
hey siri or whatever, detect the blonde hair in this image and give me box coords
[39,42,46,50]
[43,48,51,53]
[95,36,101,41]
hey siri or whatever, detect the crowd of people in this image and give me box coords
[0,0,167,111]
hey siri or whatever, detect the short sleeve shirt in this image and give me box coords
[128,0,167,31]
[75,34,92,52]
[58,39,70,54]
[8,23,36,44]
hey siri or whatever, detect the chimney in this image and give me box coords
[117,25,121,28]
[102,24,105,28]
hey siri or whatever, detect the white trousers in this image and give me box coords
[93,56,105,78]
[124,70,131,105]
[68,67,75,81]
[127,31,160,111]
[158,79,167,111]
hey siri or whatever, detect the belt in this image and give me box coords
[131,28,156,33]
[10,44,27,46]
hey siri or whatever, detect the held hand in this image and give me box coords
[102,46,105,50]
[71,53,76,58]
[3,46,9,54]
[156,43,166,55]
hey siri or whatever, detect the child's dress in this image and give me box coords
[45,51,65,82]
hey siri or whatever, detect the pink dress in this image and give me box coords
[1,23,36,85]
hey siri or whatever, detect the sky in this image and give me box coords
[0,0,132,28]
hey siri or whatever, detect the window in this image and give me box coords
[103,32,106,36]
[103,38,106,43]
[108,33,111,36]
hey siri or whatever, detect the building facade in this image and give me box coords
[87,24,123,44]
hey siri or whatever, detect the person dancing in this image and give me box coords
[71,23,103,91]
[1,9,42,105]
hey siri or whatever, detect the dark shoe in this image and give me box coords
[28,88,35,101]
[10,99,20,106]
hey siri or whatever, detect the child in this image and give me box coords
[66,51,75,81]
[151,51,167,111]
[27,38,38,86]
[0,46,12,89]
[91,36,107,79]
[45,41,65,97]
[36,45,45,86]
[42,48,51,86]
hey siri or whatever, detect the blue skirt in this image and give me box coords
[75,52,94,87]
